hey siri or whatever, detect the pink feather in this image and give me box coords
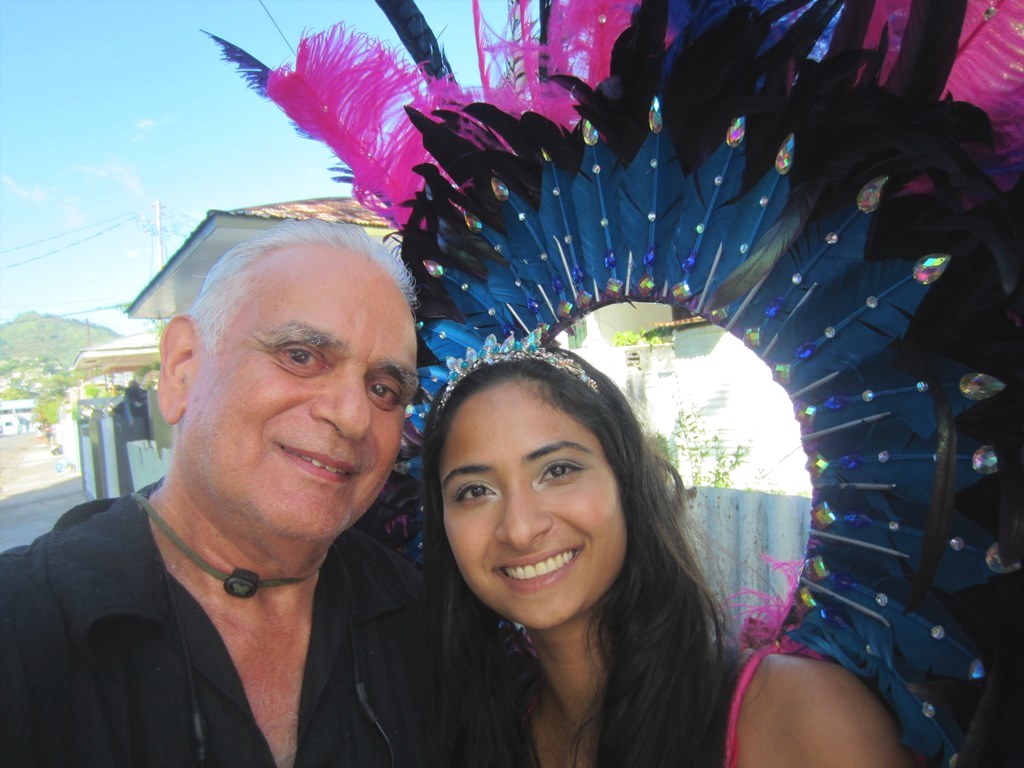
[944,0,1024,189]
[267,23,461,224]
[470,0,634,126]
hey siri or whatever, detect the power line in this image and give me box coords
[0,218,135,271]
[258,0,296,57]
[0,212,136,255]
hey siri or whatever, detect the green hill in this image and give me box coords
[0,312,120,367]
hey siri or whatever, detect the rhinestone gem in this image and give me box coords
[798,588,817,609]
[792,273,802,285]
[759,196,769,207]
[775,133,795,175]
[563,235,572,244]
[647,212,656,222]
[739,243,749,254]
[671,281,691,302]
[643,245,656,266]
[773,363,792,385]
[765,297,784,318]
[839,453,862,470]
[969,659,985,680]
[592,164,601,174]
[857,176,888,212]
[491,177,509,201]
[637,273,656,296]
[889,521,900,532]
[844,513,871,528]
[557,300,574,318]
[811,502,835,529]
[552,187,560,197]
[695,223,704,234]
[539,252,548,261]
[931,625,946,640]
[518,211,527,221]
[824,326,836,338]
[541,148,552,162]
[984,5,997,19]
[650,158,658,168]
[824,395,848,409]
[922,702,936,719]
[806,555,829,581]
[726,117,745,147]
[875,593,889,607]
[582,120,599,146]
[949,537,964,551]
[862,390,874,401]
[572,266,584,283]
[577,290,593,308]
[714,175,724,186]
[959,372,1006,401]
[487,307,496,316]
[878,450,890,463]
[460,282,469,291]
[795,402,817,425]
[810,453,829,475]
[744,327,761,347]
[600,217,609,228]
[796,341,816,359]
[972,446,998,474]
[826,232,839,245]
[605,277,624,297]
[916,381,929,392]
[648,96,663,134]
[464,212,482,232]
[604,251,616,270]
[986,543,1023,574]
[598,12,607,22]
[913,254,951,285]
[821,607,846,629]
[423,260,444,278]
[866,295,878,308]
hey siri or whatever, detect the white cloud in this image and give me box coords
[73,161,146,199]
[2,174,48,202]
[135,118,155,131]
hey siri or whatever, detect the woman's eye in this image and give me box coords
[544,462,580,481]
[454,484,490,502]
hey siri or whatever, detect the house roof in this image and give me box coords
[127,197,391,320]
[72,332,160,374]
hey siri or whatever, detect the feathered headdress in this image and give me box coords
[211,1,1023,764]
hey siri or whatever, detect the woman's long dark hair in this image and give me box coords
[422,350,735,768]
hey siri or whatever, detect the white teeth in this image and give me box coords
[503,550,577,581]
[301,455,344,474]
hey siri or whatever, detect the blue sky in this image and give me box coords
[0,0,501,336]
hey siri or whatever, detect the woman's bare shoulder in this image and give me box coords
[734,653,917,768]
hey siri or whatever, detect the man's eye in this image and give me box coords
[287,348,313,365]
[370,382,401,407]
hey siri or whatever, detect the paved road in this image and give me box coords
[0,432,87,550]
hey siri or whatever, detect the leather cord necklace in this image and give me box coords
[135,493,307,598]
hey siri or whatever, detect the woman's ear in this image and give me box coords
[157,315,199,425]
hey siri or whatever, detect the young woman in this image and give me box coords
[420,347,916,768]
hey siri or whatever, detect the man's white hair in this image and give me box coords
[189,219,417,351]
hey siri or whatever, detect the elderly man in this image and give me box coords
[0,220,427,767]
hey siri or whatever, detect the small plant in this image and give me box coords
[611,326,675,347]
[665,404,750,489]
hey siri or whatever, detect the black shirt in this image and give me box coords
[0,493,428,767]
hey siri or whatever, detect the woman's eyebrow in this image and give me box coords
[524,441,593,463]
[441,463,493,489]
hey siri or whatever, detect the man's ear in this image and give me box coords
[158,315,200,425]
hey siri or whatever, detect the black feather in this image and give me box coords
[203,31,271,98]
[374,0,454,81]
